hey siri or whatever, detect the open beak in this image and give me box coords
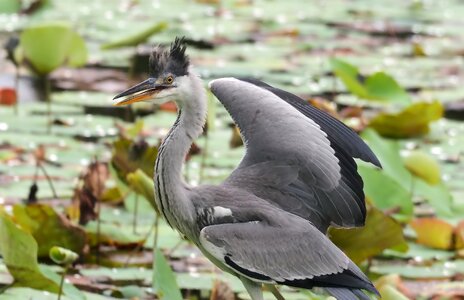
[113,78,166,106]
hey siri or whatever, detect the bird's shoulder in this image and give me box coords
[189,184,292,229]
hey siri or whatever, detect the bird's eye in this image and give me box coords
[165,75,174,84]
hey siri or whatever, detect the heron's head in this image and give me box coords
[113,37,191,106]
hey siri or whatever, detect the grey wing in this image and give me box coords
[199,217,349,282]
[209,78,374,231]
[199,215,377,296]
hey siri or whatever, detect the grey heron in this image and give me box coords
[113,37,381,300]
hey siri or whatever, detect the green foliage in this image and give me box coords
[101,22,167,50]
[19,22,87,75]
[361,129,454,217]
[0,212,59,292]
[330,58,411,104]
[12,204,86,257]
[0,0,20,13]
[358,163,413,222]
[153,248,183,300]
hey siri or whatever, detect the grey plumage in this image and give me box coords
[113,38,381,300]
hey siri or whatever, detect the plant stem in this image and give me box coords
[133,193,139,234]
[43,76,52,134]
[153,215,160,251]
[57,265,68,300]
[38,162,58,199]
[124,221,155,267]
[266,284,286,300]
[95,159,101,265]
[14,66,19,115]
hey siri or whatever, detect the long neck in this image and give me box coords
[154,73,206,232]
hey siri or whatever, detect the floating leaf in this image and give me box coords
[371,260,464,279]
[19,22,87,75]
[49,246,78,265]
[330,58,410,104]
[85,221,145,247]
[101,22,167,50]
[410,218,454,250]
[329,208,408,264]
[358,163,413,221]
[13,204,86,257]
[153,248,183,300]
[369,101,443,138]
[0,212,59,292]
[403,150,441,185]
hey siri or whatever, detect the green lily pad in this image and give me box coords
[19,22,87,75]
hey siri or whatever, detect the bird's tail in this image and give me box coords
[325,287,374,300]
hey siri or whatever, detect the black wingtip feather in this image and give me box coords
[236,77,382,168]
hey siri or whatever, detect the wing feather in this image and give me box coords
[210,77,378,231]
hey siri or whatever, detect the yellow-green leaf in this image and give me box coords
[329,208,408,263]
[410,218,454,250]
[13,204,86,257]
[369,101,443,138]
[403,150,441,185]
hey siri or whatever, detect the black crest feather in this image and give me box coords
[149,37,189,78]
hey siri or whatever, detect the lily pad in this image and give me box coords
[19,22,87,75]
